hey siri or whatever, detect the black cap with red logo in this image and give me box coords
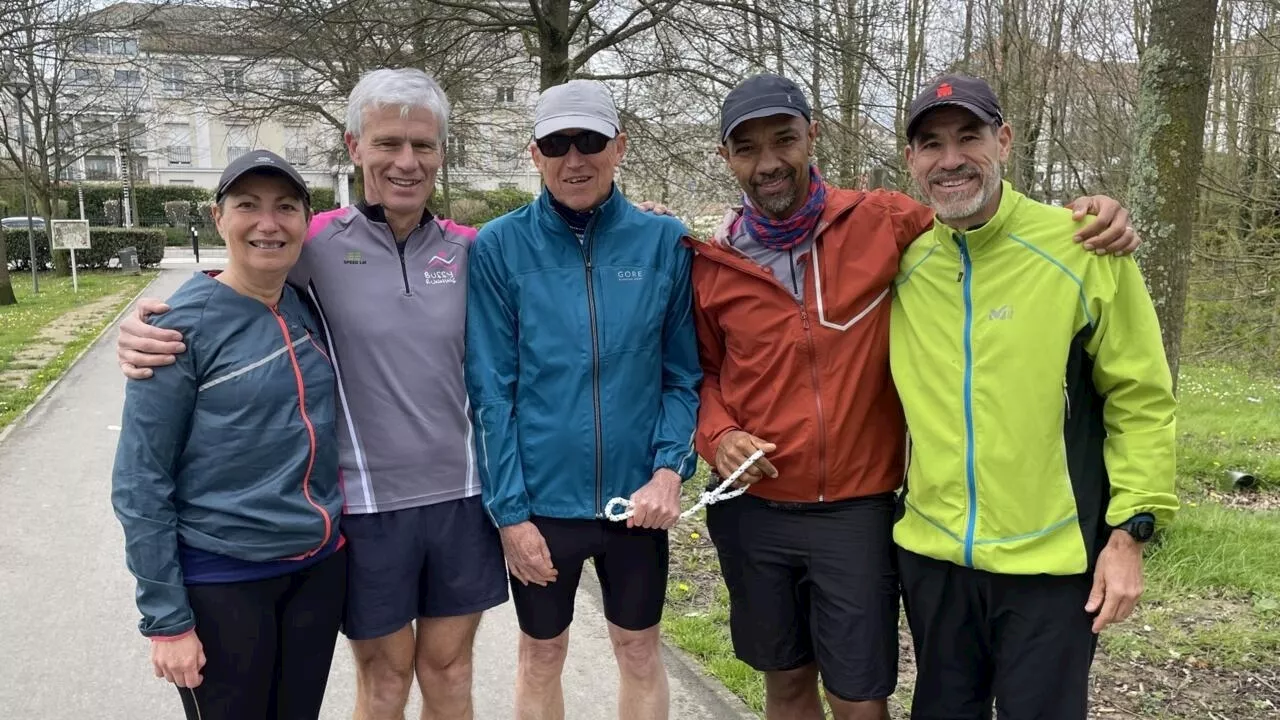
[905,74,1004,142]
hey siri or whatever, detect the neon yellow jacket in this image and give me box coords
[890,182,1178,576]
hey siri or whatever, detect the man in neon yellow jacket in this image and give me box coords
[890,74,1178,720]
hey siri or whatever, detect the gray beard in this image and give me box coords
[931,162,1002,223]
[757,187,797,216]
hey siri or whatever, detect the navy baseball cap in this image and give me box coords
[906,74,1004,141]
[216,149,311,206]
[719,74,812,144]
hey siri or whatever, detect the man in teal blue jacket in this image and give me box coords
[465,79,700,719]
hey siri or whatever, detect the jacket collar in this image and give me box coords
[357,202,434,229]
[534,184,628,238]
[928,180,1022,254]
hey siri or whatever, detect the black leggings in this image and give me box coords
[177,547,347,720]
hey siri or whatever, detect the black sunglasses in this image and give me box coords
[535,131,611,158]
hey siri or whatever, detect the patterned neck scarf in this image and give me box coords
[742,165,826,251]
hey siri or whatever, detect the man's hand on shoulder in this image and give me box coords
[1066,195,1140,256]
[118,298,186,380]
[634,200,674,216]
[628,468,682,530]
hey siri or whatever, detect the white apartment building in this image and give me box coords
[61,2,541,205]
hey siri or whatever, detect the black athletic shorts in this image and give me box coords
[341,496,509,641]
[897,548,1099,720]
[705,490,900,701]
[509,516,669,640]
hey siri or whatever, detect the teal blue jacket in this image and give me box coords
[112,272,341,637]
[465,188,701,526]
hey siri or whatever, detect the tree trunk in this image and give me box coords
[1126,0,1219,392]
[0,235,17,306]
[539,0,572,90]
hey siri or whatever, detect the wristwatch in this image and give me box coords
[1115,513,1156,542]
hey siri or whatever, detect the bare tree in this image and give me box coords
[1127,0,1220,388]
[1,0,159,278]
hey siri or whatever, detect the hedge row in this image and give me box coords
[49,183,339,226]
[3,228,165,269]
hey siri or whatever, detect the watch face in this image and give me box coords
[1133,521,1155,541]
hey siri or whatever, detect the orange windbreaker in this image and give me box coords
[691,187,935,503]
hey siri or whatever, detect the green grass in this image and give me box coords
[0,271,156,430]
[663,363,1280,718]
[1175,363,1280,492]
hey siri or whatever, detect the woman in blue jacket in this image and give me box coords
[111,151,344,720]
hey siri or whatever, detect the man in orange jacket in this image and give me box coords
[691,73,1139,720]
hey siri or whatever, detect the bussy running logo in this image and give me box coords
[424,253,458,285]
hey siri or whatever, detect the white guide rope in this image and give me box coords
[604,449,766,522]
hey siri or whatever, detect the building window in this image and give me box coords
[78,37,137,55]
[162,65,184,93]
[166,122,192,166]
[223,67,245,96]
[285,145,309,166]
[114,69,141,87]
[448,135,467,167]
[84,155,117,180]
[225,124,251,164]
[281,68,302,94]
[72,68,100,84]
[496,87,515,103]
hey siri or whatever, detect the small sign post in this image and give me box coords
[51,220,91,292]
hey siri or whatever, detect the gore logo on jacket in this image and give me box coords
[291,204,479,515]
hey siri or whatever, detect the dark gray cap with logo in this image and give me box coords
[906,74,1004,141]
[215,149,311,206]
[719,73,812,144]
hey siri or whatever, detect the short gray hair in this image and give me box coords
[346,68,450,141]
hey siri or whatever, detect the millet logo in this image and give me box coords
[617,269,645,282]
[424,253,458,285]
[989,305,1014,321]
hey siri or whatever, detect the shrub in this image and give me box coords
[3,227,165,269]
[53,183,213,226]
[311,187,336,211]
[164,200,193,227]
[103,199,121,226]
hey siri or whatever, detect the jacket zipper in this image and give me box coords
[386,224,413,295]
[572,220,605,518]
[272,309,333,557]
[799,305,829,501]
[699,238,832,501]
[956,234,978,568]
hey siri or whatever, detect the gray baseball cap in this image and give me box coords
[533,80,621,140]
[720,74,811,144]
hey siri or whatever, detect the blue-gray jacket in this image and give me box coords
[465,188,701,527]
[111,272,341,637]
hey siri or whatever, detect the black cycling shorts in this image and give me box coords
[509,516,669,640]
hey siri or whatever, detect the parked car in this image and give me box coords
[1,216,46,230]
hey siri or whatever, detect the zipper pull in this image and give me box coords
[957,269,964,283]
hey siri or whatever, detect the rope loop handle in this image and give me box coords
[604,449,766,522]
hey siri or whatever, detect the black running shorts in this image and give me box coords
[705,491,901,701]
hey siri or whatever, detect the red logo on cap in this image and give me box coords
[937,83,953,98]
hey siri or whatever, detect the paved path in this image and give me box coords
[0,268,754,719]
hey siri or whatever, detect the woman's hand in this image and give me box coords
[151,631,206,688]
